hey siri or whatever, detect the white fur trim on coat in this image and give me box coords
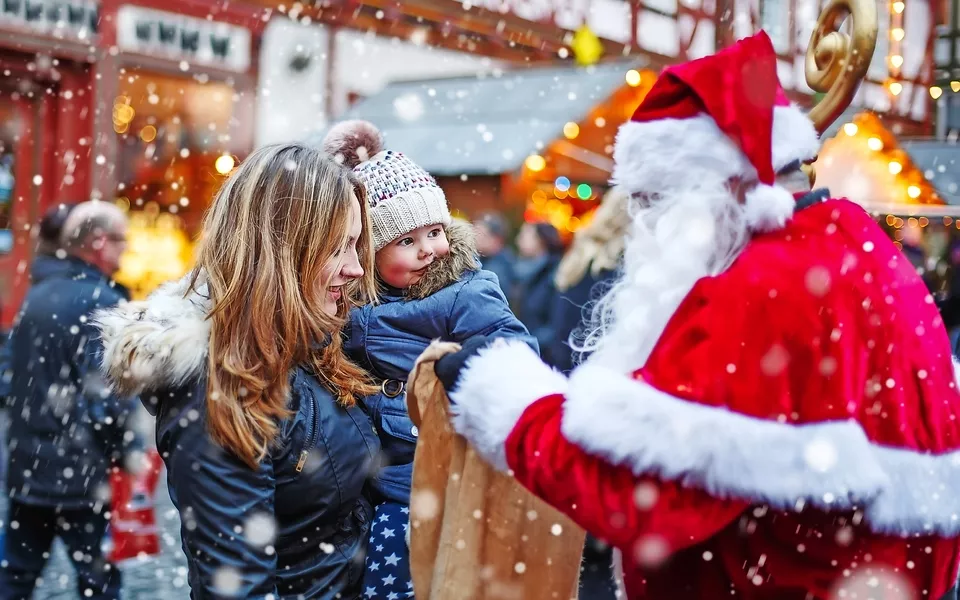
[449,340,568,471]
[561,363,960,537]
[93,274,212,396]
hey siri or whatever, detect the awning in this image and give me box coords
[901,140,960,206]
[815,111,953,214]
[313,62,636,176]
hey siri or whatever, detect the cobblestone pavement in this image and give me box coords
[0,477,191,600]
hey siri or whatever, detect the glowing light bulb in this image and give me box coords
[907,185,921,198]
[931,86,944,99]
[563,122,580,139]
[891,28,905,41]
[525,154,546,172]
[890,55,904,68]
[625,70,642,87]
[893,1,905,13]
[889,82,903,95]
[843,123,858,136]
[888,161,902,175]
[867,137,884,151]
[215,154,236,174]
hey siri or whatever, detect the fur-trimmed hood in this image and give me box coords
[94,275,212,397]
[404,219,480,300]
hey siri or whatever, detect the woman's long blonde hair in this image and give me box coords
[188,143,377,468]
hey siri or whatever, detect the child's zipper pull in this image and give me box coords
[296,450,309,473]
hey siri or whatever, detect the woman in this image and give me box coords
[551,188,628,374]
[94,143,381,599]
[512,221,564,365]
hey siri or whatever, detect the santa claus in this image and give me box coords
[432,31,960,599]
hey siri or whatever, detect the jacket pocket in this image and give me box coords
[379,404,418,444]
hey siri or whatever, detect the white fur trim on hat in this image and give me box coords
[611,105,818,233]
[611,115,751,199]
[771,104,820,171]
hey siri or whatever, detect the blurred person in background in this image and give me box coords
[474,212,515,294]
[0,203,79,543]
[512,221,564,365]
[936,239,960,354]
[551,188,628,375]
[0,201,139,600]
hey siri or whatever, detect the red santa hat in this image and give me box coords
[612,31,820,232]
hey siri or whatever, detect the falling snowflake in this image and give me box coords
[804,266,832,297]
[394,93,424,122]
[803,438,839,473]
[633,481,659,510]
[410,489,440,521]
[760,344,789,376]
[244,512,277,548]
[213,567,242,597]
[633,534,670,568]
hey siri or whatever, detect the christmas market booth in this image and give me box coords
[316,61,660,241]
[816,110,960,295]
[0,0,264,324]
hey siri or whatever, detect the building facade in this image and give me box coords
[0,0,939,321]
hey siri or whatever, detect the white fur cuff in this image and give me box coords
[450,340,568,471]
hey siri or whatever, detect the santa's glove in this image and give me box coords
[435,335,499,395]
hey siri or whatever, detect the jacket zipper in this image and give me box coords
[296,379,319,474]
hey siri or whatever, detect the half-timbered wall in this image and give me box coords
[738,0,933,129]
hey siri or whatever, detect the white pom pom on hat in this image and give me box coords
[743,183,796,233]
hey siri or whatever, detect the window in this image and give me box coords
[761,0,790,53]
[0,97,19,256]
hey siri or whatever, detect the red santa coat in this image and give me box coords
[450,198,960,599]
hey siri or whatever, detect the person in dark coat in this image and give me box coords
[0,203,77,401]
[474,212,516,295]
[0,201,137,600]
[0,203,80,504]
[512,221,564,366]
[95,144,381,600]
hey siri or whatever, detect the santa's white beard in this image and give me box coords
[578,180,751,373]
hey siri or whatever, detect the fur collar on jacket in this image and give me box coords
[403,219,480,300]
[94,275,212,397]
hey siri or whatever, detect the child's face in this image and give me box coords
[376,223,450,289]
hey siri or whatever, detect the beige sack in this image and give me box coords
[406,342,586,600]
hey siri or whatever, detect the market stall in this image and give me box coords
[816,110,960,295]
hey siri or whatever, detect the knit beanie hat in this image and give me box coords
[323,120,451,251]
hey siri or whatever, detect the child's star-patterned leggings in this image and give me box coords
[362,500,415,599]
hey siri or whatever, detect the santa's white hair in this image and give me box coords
[575,173,751,372]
